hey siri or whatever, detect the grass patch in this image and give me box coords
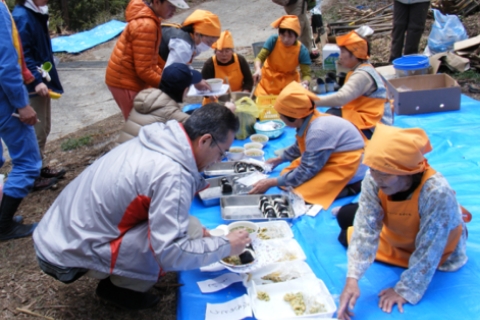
[451,70,480,82]
[61,135,93,151]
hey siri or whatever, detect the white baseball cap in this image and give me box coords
[167,0,189,9]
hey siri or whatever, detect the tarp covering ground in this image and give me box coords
[51,20,126,54]
[178,94,480,319]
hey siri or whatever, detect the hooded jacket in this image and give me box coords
[117,88,189,144]
[105,0,163,92]
[33,121,231,281]
[12,4,63,95]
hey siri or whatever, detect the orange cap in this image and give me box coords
[364,124,432,175]
[183,10,221,37]
[274,82,319,119]
[336,31,369,60]
[212,30,234,50]
[271,15,301,37]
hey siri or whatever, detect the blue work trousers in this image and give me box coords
[0,112,41,198]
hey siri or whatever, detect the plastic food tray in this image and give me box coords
[256,221,294,240]
[198,172,253,206]
[247,277,337,319]
[242,260,315,286]
[220,194,295,221]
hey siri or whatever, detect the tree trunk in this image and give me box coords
[61,0,69,29]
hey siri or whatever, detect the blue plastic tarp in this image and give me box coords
[178,95,480,319]
[51,20,126,54]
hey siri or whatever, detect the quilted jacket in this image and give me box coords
[117,88,189,144]
[105,0,163,92]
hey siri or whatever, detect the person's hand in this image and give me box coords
[17,105,38,126]
[266,157,284,169]
[337,277,360,320]
[301,80,310,89]
[194,80,211,91]
[378,288,407,314]
[253,69,262,83]
[35,82,49,97]
[249,178,277,194]
[224,101,236,113]
[226,230,251,256]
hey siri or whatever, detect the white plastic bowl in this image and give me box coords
[227,147,244,161]
[244,149,264,161]
[244,142,264,150]
[206,78,223,92]
[250,134,269,146]
[227,221,259,238]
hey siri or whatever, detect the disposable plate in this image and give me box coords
[248,277,337,319]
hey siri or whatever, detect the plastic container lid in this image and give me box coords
[392,55,430,71]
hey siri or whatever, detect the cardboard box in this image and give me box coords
[386,74,461,115]
[322,44,340,70]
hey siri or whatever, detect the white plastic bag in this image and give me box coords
[427,9,468,54]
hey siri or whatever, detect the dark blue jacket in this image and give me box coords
[12,5,63,95]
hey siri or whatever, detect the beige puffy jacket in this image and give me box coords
[117,88,190,144]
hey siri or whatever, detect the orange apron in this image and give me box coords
[202,53,244,105]
[342,64,388,141]
[281,110,363,209]
[347,167,463,268]
[254,39,301,96]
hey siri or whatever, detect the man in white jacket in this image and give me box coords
[33,104,250,310]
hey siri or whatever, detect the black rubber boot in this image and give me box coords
[0,195,37,241]
[96,277,159,311]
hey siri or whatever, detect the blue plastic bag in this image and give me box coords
[427,9,468,54]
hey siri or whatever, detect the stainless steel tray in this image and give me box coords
[220,194,295,221]
[203,161,264,177]
[198,172,253,206]
[203,162,236,177]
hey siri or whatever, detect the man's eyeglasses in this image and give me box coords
[210,134,227,160]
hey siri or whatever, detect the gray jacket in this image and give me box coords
[33,121,231,281]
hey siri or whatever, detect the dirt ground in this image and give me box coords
[1,0,479,319]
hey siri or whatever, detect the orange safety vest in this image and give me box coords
[280,110,363,209]
[342,63,388,142]
[348,167,463,268]
[254,39,301,96]
[202,53,244,105]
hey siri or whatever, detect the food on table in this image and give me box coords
[258,196,291,219]
[260,271,297,283]
[230,226,256,233]
[234,162,263,173]
[284,292,306,315]
[229,147,244,153]
[222,249,255,266]
[251,134,268,143]
[222,255,241,265]
[257,291,270,301]
[284,292,327,315]
[245,149,264,157]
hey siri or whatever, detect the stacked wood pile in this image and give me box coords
[327,4,393,36]
[432,0,480,17]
